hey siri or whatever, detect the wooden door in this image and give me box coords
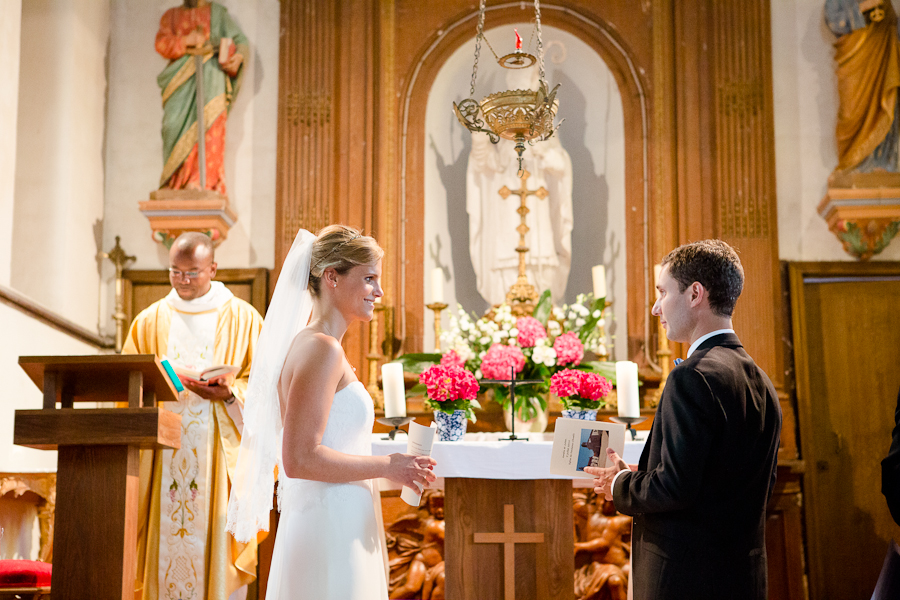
[790,262,900,599]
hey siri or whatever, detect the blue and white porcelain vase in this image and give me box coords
[561,408,598,421]
[433,409,467,441]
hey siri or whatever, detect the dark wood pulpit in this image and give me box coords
[13,355,181,600]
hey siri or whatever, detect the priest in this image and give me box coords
[123,232,264,600]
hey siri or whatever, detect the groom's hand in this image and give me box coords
[584,448,629,501]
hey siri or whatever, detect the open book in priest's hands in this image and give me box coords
[171,364,239,383]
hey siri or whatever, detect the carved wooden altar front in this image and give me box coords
[377,463,804,600]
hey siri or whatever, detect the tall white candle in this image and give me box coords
[615,361,640,418]
[654,264,662,300]
[591,265,607,299]
[382,362,407,418]
[431,267,444,304]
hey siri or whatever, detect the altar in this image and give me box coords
[372,432,646,600]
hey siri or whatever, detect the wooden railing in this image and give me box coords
[0,284,115,350]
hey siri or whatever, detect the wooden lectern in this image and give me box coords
[14,355,181,600]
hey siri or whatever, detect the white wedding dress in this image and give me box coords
[265,381,389,600]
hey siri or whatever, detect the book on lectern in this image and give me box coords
[549,418,626,479]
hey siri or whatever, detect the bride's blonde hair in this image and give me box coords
[308,225,383,296]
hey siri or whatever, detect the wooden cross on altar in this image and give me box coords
[474,504,545,600]
[498,170,548,311]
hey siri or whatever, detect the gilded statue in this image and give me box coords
[825,0,900,178]
[573,490,632,600]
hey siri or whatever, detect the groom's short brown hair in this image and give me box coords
[661,240,743,317]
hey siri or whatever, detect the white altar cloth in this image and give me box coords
[371,431,646,481]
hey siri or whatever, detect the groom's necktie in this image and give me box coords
[674,358,683,366]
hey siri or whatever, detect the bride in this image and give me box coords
[226,225,436,599]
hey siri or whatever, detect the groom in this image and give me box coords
[586,240,782,600]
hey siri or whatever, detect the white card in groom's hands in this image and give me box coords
[549,418,626,478]
[400,420,437,506]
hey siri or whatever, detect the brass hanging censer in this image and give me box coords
[452,0,562,176]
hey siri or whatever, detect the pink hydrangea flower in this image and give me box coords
[553,332,584,366]
[579,372,613,401]
[550,369,581,398]
[515,316,547,348]
[480,343,526,380]
[440,350,465,369]
[551,369,612,402]
[419,364,478,402]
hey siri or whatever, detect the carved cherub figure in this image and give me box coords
[387,490,446,599]
[573,490,632,600]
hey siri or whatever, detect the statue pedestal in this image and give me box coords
[139,189,237,247]
[819,173,900,260]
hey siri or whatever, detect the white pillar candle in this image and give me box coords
[382,362,407,418]
[591,265,607,299]
[431,267,444,303]
[615,361,640,418]
[654,264,662,299]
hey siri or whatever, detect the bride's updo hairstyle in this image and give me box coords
[308,225,384,296]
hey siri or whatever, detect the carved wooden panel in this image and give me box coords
[765,464,807,600]
[275,0,338,268]
[122,268,268,325]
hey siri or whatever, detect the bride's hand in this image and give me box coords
[386,453,437,490]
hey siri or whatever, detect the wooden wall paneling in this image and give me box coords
[708,0,783,391]
[765,464,808,600]
[649,0,682,362]
[122,269,268,326]
[789,262,900,600]
[673,0,715,244]
[375,0,400,367]
[276,0,338,272]
[276,0,382,384]
[334,0,377,382]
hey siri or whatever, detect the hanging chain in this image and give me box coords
[470,0,487,98]
[534,0,545,83]
[526,19,537,54]
[481,32,501,62]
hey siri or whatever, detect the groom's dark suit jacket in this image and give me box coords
[613,332,782,600]
[881,387,900,525]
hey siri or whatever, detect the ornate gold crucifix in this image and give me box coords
[473,504,545,600]
[498,169,548,315]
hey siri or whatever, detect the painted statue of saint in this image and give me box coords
[155,0,248,195]
[466,66,573,305]
[825,0,900,174]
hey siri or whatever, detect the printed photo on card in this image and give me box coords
[549,418,626,479]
